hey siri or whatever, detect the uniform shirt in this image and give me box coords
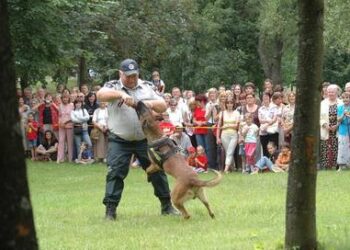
[101,79,163,141]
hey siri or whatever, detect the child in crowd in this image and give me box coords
[251,141,280,174]
[194,145,208,173]
[158,112,175,136]
[75,142,94,164]
[187,146,196,168]
[274,144,291,172]
[26,113,38,160]
[241,113,259,173]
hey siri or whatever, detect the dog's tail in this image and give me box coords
[191,169,222,188]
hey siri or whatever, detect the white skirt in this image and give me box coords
[337,135,350,165]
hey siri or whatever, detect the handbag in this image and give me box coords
[74,124,83,135]
[266,121,279,134]
[212,124,219,138]
[90,127,101,140]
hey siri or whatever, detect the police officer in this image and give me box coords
[96,59,178,220]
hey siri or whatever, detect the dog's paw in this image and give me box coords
[146,164,161,174]
[146,168,158,174]
[183,215,191,220]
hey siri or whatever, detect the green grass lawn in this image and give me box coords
[27,161,350,250]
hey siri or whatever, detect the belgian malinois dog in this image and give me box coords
[135,101,222,219]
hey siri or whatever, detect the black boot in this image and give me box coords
[105,203,117,220]
[160,198,180,216]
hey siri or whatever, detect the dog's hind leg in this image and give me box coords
[196,188,215,219]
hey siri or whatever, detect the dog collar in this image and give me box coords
[148,137,179,169]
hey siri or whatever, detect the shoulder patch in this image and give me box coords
[143,80,154,87]
[142,80,157,91]
[103,80,119,89]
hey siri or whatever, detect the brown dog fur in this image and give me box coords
[135,101,222,219]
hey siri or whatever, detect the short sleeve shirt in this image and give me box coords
[101,79,163,141]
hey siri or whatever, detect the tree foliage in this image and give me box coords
[7,0,350,92]
[323,0,350,86]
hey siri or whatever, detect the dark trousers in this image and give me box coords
[206,129,218,169]
[102,133,171,206]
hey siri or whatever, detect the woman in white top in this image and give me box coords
[167,98,184,127]
[216,99,241,173]
[71,100,92,159]
[258,92,279,157]
[320,84,342,169]
[281,91,296,144]
[92,102,109,162]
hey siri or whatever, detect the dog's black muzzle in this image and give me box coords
[135,101,150,119]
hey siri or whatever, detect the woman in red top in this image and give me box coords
[192,94,209,155]
[38,93,59,138]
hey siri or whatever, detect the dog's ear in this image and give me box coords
[136,101,144,110]
[135,101,143,118]
[142,119,148,128]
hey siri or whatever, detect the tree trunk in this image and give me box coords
[285,0,324,249]
[0,0,38,249]
[258,33,283,85]
[78,55,88,87]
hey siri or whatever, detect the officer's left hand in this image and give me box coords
[119,92,136,107]
[124,98,136,107]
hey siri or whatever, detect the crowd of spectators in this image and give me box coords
[18,83,106,164]
[17,77,350,173]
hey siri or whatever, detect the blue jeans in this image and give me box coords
[74,130,92,157]
[255,156,273,170]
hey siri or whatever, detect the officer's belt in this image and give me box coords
[148,137,179,169]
